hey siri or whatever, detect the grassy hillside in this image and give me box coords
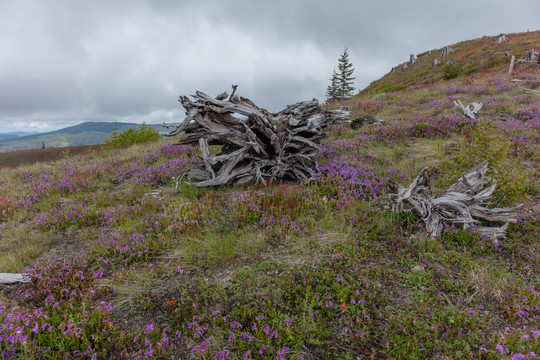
[360,30,540,95]
[0,31,539,359]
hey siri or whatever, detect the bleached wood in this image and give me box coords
[453,100,483,119]
[440,46,454,58]
[520,48,539,63]
[508,55,516,75]
[0,273,30,284]
[496,33,508,43]
[163,86,350,186]
[386,161,521,240]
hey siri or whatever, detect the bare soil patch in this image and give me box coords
[0,144,103,168]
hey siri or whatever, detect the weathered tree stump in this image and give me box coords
[386,161,521,241]
[440,46,455,58]
[520,48,539,63]
[496,33,508,43]
[162,86,350,186]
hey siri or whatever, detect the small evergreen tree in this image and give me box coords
[325,69,339,101]
[326,47,356,102]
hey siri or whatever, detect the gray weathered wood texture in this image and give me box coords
[453,100,483,119]
[162,87,350,186]
[440,46,455,58]
[386,161,521,241]
[0,273,30,284]
[496,33,508,43]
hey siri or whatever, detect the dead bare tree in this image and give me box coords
[162,86,350,186]
[386,161,521,241]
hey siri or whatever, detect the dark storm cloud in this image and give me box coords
[0,0,538,132]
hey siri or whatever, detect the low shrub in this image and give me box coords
[442,62,462,80]
[104,123,161,149]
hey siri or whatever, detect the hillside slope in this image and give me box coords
[361,30,540,95]
[0,30,539,359]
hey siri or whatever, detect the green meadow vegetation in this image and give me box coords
[0,31,539,359]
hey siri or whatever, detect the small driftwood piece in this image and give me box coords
[0,273,30,284]
[440,46,455,58]
[162,86,350,186]
[350,115,384,129]
[386,161,521,241]
[453,100,483,119]
[433,59,441,67]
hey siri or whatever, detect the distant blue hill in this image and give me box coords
[0,131,41,140]
[0,122,171,152]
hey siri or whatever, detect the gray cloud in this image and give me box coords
[0,0,538,132]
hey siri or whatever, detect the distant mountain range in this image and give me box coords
[0,131,41,140]
[0,122,171,153]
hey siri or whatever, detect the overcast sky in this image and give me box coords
[0,0,538,133]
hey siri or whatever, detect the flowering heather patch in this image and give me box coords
[88,200,213,264]
[230,186,303,236]
[513,104,540,122]
[1,35,540,358]
[0,261,117,358]
[386,300,488,358]
[487,328,540,359]
[499,282,540,326]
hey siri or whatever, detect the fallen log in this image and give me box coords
[386,161,521,241]
[162,86,350,186]
[0,273,30,284]
[350,115,384,129]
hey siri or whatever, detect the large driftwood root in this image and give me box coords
[162,86,350,186]
[386,161,521,241]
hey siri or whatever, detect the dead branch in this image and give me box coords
[453,100,483,119]
[386,161,521,241]
[162,86,350,186]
